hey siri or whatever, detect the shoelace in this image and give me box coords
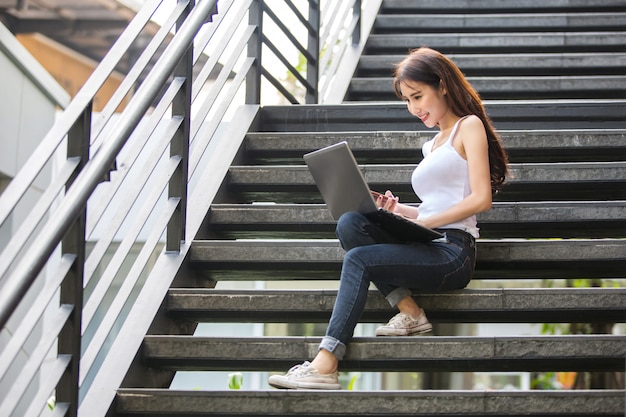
[387,313,415,327]
[286,361,313,377]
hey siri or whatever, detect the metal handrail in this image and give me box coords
[0,0,375,415]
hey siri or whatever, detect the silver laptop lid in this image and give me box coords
[303,141,377,220]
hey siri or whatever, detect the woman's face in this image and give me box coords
[399,80,450,129]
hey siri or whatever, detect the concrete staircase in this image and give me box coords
[114,1,625,415]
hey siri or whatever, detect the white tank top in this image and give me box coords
[411,116,480,238]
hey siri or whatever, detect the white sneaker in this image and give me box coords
[375,310,432,336]
[268,361,341,390]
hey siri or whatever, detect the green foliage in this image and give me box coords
[228,372,243,390]
[347,373,360,390]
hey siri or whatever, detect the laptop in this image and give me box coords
[303,141,443,242]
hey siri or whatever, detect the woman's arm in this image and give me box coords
[417,115,493,229]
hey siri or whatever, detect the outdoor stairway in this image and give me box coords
[347,0,626,101]
[114,1,625,416]
[115,101,626,416]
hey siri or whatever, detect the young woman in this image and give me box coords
[268,47,509,390]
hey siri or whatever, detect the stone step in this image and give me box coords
[244,130,626,164]
[381,0,626,14]
[356,53,626,77]
[189,238,626,280]
[141,335,626,372]
[256,101,626,131]
[224,162,626,203]
[166,288,626,323]
[348,75,626,101]
[205,201,626,239]
[115,389,626,416]
[372,13,626,34]
[364,31,626,54]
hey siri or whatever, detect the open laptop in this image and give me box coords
[303,141,443,242]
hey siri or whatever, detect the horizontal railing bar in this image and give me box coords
[0,0,166,231]
[83,156,181,331]
[0,158,79,280]
[91,1,188,148]
[263,37,314,92]
[22,354,72,417]
[189,57,256,177]
[319,0,346,44]
[84,117,182,291]
[22,354,71,417]
[283,0,315,33]
[85,78,184,239]
[0,0,218,330]
[80,197,179,385]
[262,67,299,104]
[263,6,314,63]
[190,26,255,140]
[190,0,246,104]
[191,0,237,65]
[0,254,74,384]
[0,305,73,416]
[320,11,359,93]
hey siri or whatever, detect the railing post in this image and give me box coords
[247,0,263,104]
[167,0,194,252]
[352,0,362,45]
[57,104,91,417]
[307,0,320,104]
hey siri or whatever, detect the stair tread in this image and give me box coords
[189,238,626,279]
[167,288,626,323]
[205,201,626,239]
[141,335,626,372]
[115,389,626,416]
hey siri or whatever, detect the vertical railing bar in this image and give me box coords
[57,103,91,417]
[247,0,262,104]
[166,0,194,252]
[307,0,320,103]
[352,0,362,45]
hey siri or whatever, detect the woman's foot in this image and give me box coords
[375,309,432,336]
[268,361,341,390]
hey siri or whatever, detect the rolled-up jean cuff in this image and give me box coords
[319,336,347,361]
[386,287,412,307]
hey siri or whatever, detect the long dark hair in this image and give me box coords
[393,47,509,193]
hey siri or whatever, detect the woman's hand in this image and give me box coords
[373,190,399,212]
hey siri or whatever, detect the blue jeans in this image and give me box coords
[319,211,476,360]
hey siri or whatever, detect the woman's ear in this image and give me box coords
[439,80,447,95]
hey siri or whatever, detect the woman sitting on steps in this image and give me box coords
[268,47,509,390]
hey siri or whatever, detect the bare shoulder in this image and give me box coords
[459,115,486,136]
[455,115,488,159]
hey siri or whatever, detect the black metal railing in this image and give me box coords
[0,0,375,415]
